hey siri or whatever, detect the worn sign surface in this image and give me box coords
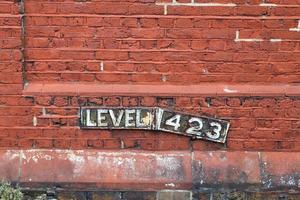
[80,107,156,130]
[80,107,230,143]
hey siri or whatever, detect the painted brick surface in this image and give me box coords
[0,0,300,193]
[1,150,300,190]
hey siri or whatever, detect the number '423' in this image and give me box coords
[165,115,222,139]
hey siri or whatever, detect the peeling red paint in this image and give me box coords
[192,151,261,186]
[0,150,299,190]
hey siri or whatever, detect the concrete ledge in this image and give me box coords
[1,150,299,190]
[23,83,300,97]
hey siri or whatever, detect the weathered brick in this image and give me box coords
[1,0,300,192]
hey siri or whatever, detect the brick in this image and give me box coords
[34,139,53,148]
[122,138,140,149]
[104,97,121,106]
[122,97,139,107]
[158,135,190,150]
[140,97,157,106]
[102,139,121,149]
[35,96,53,106]
[226,98,242,107]
[139,139,158,150]
[87,97,103,106]
[0,107,34,116]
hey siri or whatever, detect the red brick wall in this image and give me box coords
[23,0,300,84]
[1,0,299,150]
[0,0,300,193]
[0,1,22,94]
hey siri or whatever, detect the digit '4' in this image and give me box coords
[165,114,181,131]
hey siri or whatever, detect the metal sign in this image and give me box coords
[80,107,230,143]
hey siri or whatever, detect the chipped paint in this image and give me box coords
[141,112,154,126]
[290,20,300,32]
[121,140,125,149]
[66,152,85,176]
[4,150,20,161]
[100,61,104,71]
[156,157,184,180]
[164,5,167,15]
[235,30,263,42]
[161,74,167,82]
[0,150,299,190]
[224,87,238,93]
[259,3,277,6]
[165,183,176,187]
[42,107,47,116]
[32,115,37,126]
[270,39,282,42]
[156,1,235,16]
[156,2,236,7]
[22,151,52,163]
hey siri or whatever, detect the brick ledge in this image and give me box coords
[23,83,300,96]
[1,150,299,190]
